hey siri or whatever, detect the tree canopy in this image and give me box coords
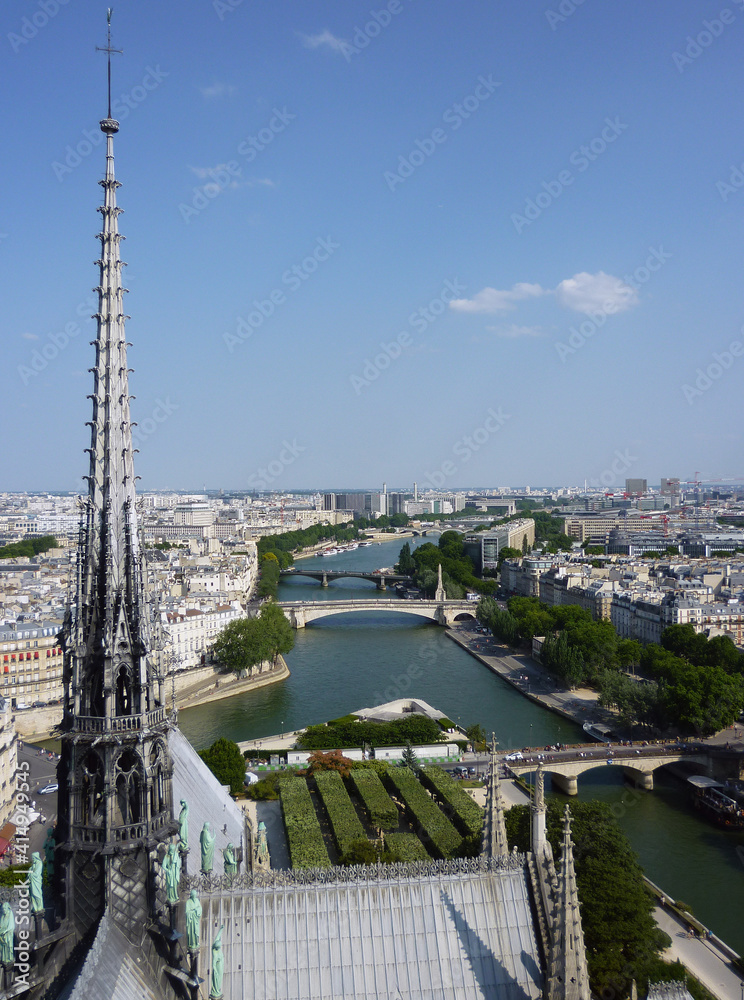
[211,602,294,674]
[198,737,245,795]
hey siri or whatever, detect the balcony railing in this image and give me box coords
[74,706,168,734]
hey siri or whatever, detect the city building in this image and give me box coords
[625,478,648,496]
[0,621,64,707]
[463,518,535,572]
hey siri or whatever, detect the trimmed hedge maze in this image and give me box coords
[384,767,462,859]
[420,766,483,837]
[384,832,430,863]
[280,776,332,869]
[348,768,399,831]
[313,770,367,856]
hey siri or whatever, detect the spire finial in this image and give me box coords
[96,8,122,126]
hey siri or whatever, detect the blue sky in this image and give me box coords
[2,0,744,492]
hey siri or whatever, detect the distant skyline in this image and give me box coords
[2,1,743,491]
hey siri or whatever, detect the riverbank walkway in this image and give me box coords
[654,904,743,1000]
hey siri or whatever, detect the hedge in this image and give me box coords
[384,833,430,863]
[279,776,331,869]
[420,766,484,837]
[383,767,462,859]
[348,768,399,831]
[314,771,367,856]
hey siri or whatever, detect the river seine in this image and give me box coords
[180,536,744,952]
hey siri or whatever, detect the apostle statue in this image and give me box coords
[256,821,270,869]
[29,852,44,914]
[210,923,225,999]
[0,903,15,966]
[185,889,202,952]
[163,842,181,905]
[222,842,237,877]
[178,799,189,851]
[200,821,216,873]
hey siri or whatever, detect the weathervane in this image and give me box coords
[96,9,122,121]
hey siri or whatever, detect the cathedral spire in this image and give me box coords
[57,11,176,943]
[546,806,591,1000]
[481,734,508,858]
[434,562,446,602]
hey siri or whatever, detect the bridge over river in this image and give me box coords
[502,742,722,795]
[278,598,478,628]
[280,568,412,589]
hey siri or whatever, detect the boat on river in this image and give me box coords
[688,776,744,830]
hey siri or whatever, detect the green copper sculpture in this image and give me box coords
[200,822,215,873]
[185,889,202,951]
[29,852,44,914]
[0,903,15,965]
[178,799,189,851]
[163,842,181,904]
[222,842,237,876]
[210,923,225,999]
[256,821,269,869]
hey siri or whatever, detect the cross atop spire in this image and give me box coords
[96,8,122,126]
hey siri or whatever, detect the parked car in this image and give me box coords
[38,783,58,795]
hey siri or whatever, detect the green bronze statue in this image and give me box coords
[222,842,237,877]
[163,842,181,904]
[0,903,14,965]
[178,799,189,851]
[200,821,215,873]
[210,923,225,999]
[29,852,44,914]
[185,889,202,951]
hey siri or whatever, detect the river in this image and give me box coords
[180,535,744,953]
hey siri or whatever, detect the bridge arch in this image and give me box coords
[510,751,710,796]
[278,599,476,629]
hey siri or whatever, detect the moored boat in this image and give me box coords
[688,775,744,829]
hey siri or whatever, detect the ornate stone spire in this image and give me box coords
[532,763,547,858]
[57,11,176,943]
[481,734,508,857]
[546,806,591,1000]
[434,562,446,602]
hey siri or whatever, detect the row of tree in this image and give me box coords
[478,597,744,736]
[0,535,58,560]
[210,601,294,675]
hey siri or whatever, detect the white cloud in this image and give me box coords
[449,282,544,314]
[200,82,236,99]
[300,29,349,53]
[22,332,39,341]
[554,271,638,315]
[485,324,543,338]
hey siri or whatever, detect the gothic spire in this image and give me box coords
[532,763,547,858]
[434,562,446,602]
[481,735,508,858]
[546,806,591,1000]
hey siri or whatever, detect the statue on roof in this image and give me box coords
[210,923,225,999]
[185,889,202,951]
[29,852,44,914]
[178,798,189,851]
[0,903,15,966]
[223,842,237,876]
[256,820,270,869]
[163,842,182,904]
[200,821,216,873]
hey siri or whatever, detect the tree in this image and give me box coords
[211,602,294,675]
[257,600,295,663]
[400,742,420,772]
[465,724,486,751]
[199,738,245,795]
[396,542,416,576]
[306,749,353,778]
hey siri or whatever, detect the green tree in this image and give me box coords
[199,737,245,795]
[400,742,420,772]
[465,724,486,750]
[211,602,294,674]
[396,541,416,575]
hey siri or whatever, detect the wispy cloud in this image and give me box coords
[299,29,349,53]
[450,271,638,317]
[200,82,237,99]
[22,332,39,341]
[554,271,638,315]
[450,283,544,314]
[485,324,543,338]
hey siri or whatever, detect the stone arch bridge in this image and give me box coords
[278,599,478,629]
[506,745,714,795]
[280,569,412,590]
